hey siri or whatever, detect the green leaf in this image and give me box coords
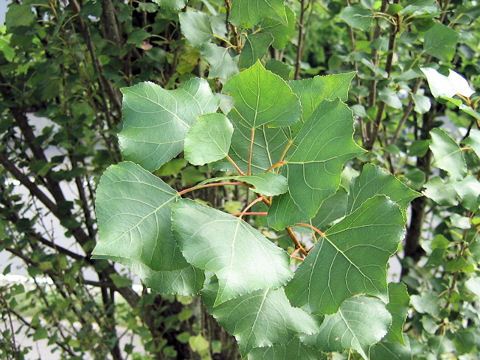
[285,196,404,315]
[189,334,210,353]
[109,274,133,288]
[230,0,287,28]
[311,187,348,230]
[33,327,48,341]
[223,61,301,128]
[179,9,213,47]
[407,139,431,157]
[288,72,356,133]
[119,79,219,171]
[347,164,420,215]
[229,124,291,174]
[184,113,234,165]
[92,162,203,295]
[465,128,480,158]
[378,88,402,109]
[5,4,36,29]
[0,38,14,62]
[304,296,392,359]
[421,68,474,98]
[423,177,458,206]
[429,128,466,179]
[412,94,431,114]
[152,0,186,10]
[268,100,365,230]
[198,172,288,196]
[201,43,239,81]
[386,283,410,345]
[262,6,296,49]
[423,23,459,62]
[370,338,412,360]
[265,59,292,80]
[452,174,480,211]
[465,277,480,297]
[410,292,440,317]
[340,5,373,31]
[172,199,292,304]
[400,0,438,15]
[208,287,319,355]
[155,158,188,177]
[239,33,274,69]
[247,338,323,360]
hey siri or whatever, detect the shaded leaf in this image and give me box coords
[184,113,234,165]
[239,33,273,69]
[119,79,219,171]
[92,162,203,295]
[285,196,404,315]
[202,43,239,81]
[386,283,410,345]
[340,5,373,31]
[370,337,412,360]
[179,9,213,47]
[311,187,348,230]
[262,6,296,49]
[304,296,391,359]
[423,23,459,62]
[230,0,287,28]
[172,199,292,304]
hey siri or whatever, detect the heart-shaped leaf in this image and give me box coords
[93,161,203,295]
[172,199,292,304]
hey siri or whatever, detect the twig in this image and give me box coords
[225,154,245,175]
[238,197,264,219]
[295,222,326,237]
[285,227,308,255]
[178,182,244,196]
[294,0,306,79]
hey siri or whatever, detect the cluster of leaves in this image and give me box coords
[1,0,480,359]
[92,0,480,358]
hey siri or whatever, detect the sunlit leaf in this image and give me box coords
[184,113,233,165]
[172,199,292,304]
[429,128,466,180]
[93,162,203,295]
[119,79,219,171]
